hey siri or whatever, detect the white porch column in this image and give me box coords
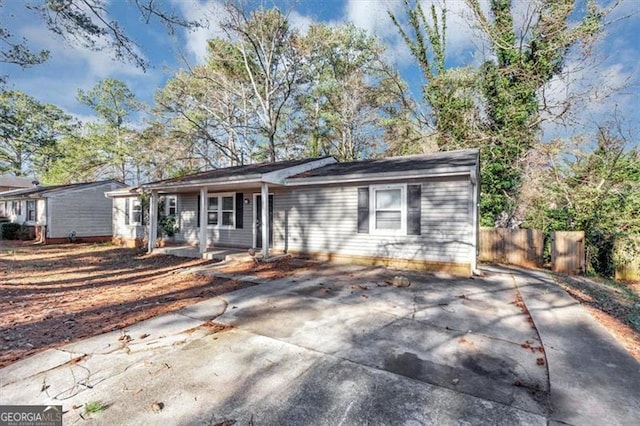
[199,187,208,254]
[261,182,269,259]
[148,190,158,253]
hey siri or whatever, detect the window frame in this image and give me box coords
[26,199,36,222]
[206,192,236,229]
[165,195,177,217]
[369,184,407,235]
[131,198,143,225]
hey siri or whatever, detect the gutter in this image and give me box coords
[285,169,476,186]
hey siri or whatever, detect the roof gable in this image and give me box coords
[141,157,336,190]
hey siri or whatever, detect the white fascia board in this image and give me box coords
[261,157,337,184]
[105,188,142,198]
[141,177,264,193]
[142,175,263,192]
[285,167,475,186]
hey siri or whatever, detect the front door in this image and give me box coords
[255,194,273,248]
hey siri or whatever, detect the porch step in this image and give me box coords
[203,250,254,262]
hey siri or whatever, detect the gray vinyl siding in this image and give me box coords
[273,177,473,264]
[112,196,145,240]
[175,192,253,248]
[47,182,120,238]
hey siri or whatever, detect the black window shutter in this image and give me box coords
[407,184,421,235]
[235,192,243,229]
[124,198,130,225]
[357,187,369,234]
[197,195,201,227]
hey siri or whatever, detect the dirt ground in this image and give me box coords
[554,274,640,361]
[3,241,638,368]
[0,242,260,368]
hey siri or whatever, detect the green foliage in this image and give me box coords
[293,23,411,160]
[0,89,76,177]
[158,215,178,238]
[390,0,610,226]
[525,131,640,276]
[45,78,142,184]
[1,222,20,239]
[1,222,29,240]
[154,10,414,167]
[84,400,107,414]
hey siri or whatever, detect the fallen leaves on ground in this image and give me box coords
[0,242,253,368]
[219,257,316,280]
[555,275,640,361]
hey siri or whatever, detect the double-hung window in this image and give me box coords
[132,199,143,224]
[26,200,36,222]
[207,193,235,228]
[166,196,177,216]
[371,185,405,233]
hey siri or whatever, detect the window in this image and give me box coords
[166,196,177,216]
[206,193,235,228]
[26,200,36,222]
[221,195,234,226]
[371,185,405,233]
[132,199,143,225]
[207,197,218,225]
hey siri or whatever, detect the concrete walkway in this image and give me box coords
[484,265,640,426]
[1,263,638,425]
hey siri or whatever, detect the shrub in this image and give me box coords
[1,222,21,240]
[158,215,178,238]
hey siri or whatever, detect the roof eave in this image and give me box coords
[285,166,476,186]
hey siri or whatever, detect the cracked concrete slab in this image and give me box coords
[2,263,637,425]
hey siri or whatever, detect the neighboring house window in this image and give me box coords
[12,201,21,216]
[26,200,36,222]
[132,199,143,225]
[166,196,177,216]
[371,185,406,233]
[206,193,235,228]
[124,197,146,225]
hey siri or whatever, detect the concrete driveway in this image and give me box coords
[1,263,638,425]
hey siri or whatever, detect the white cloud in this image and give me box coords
[288,10,316,33]
[173,0,228,64]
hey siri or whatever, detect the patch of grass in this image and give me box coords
[84,400,108,414]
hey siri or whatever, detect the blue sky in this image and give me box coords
[1,0,639,144]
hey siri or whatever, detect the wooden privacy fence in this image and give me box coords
[479,228,544,268]
[551,231,585,275]
[480,228,586,275]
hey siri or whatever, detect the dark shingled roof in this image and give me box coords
[0,180,123,199]
[291,149,478,178]
[146,157,333,186]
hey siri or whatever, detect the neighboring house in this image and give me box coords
[0,180,127,243]
[0,175,38,217]
[108,150,480,275]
